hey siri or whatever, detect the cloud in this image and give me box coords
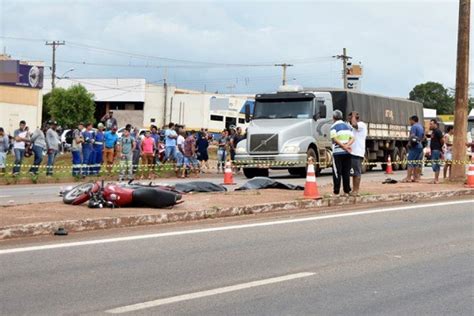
[0,0,470,97]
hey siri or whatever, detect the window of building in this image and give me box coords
[238,118,245,124]
[210,115,224,121]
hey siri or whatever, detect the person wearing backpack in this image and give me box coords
[402,115,425,183]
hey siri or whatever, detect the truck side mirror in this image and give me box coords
[245,103,251,123]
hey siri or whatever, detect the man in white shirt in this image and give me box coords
[349,112,367,196]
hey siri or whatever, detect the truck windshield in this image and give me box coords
[253,99,313,119]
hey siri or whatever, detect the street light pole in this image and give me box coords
[451,0,470,181]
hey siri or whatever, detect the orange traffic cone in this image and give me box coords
[466,157,474,188]
[222,160,236,185]
[304,158,321,199]
[385,156,394,174]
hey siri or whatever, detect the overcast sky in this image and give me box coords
[0,0,471,97]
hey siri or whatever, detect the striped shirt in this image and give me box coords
[330,120,353,156]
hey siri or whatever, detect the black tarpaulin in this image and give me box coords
[175,181,228,193]
[235,177,304,191]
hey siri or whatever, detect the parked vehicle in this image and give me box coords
[236,86,424,178]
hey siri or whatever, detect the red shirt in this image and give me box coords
[142,137,155,154]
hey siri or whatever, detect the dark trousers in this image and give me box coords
[332,154,352,194]
[72,150,82,176]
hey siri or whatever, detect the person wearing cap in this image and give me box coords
[0,127,10,175]
[71,122,84,177]
[330,110,354,196]
[91,123,105,175]
[101,110,118,131]
[81,122,95,176]
[103,126,119,175]
[13,120,29,175]
[45,121,61,176]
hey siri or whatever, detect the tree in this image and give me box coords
[409,81,454,114]
[48,84,95,128]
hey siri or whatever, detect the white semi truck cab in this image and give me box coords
[235,85,335,178]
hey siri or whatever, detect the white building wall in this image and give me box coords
[0,101,42,135]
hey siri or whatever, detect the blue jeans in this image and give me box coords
[72,150,82,176]
[29,145,44,174]
[408,144,423,169]
[217,148,226,170]
[13,148,25,174]
[431,149,441,172]
[165,146,177,161]
[46,149,58,176]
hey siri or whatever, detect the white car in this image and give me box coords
[117,127,150,140]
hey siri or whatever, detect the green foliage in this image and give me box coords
[409,82,454,114]
[48,84,95,128]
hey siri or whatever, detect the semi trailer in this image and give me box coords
[235,86,424,178]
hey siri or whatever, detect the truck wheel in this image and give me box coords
[399,147,408,170]
[391,147,401,171]
[306,148,321,176]
[361,151,369,174]
[243,168,269,179]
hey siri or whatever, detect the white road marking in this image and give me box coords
[105,272,315,314]
[0,195,12,198]
[0,199,471,255]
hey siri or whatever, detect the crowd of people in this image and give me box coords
[329,110,472,197]
[1,110,472,187]
[0,110,246,180]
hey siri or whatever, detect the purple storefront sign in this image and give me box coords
[0,60,44,89]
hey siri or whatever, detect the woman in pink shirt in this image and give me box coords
[141,131,156,179]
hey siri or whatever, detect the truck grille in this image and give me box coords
[250,134,278,153]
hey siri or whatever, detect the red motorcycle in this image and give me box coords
[63,180,182,208]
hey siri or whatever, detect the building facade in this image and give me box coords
[0,55,44,134]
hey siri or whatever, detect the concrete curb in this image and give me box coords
[1,188,473,240]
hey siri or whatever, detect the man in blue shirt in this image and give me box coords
[81,123,95,176]
[103,126,119,175]
[402,115,425,183]
[330,110,354,196]
[91,123,105,175]
[164,122,177,162]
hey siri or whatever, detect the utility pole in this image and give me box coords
[333,48,352,89]
[451,0,471,181]
[274,63,293,86]
[45,40,65,90]
[163,67,168,126]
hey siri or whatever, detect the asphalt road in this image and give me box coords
[0,199,471,315]
[0,168,435,206]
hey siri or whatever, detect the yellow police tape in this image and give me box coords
[1,158,472,177]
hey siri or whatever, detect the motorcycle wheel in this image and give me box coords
[63,182,98,205]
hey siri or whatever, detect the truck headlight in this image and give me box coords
[236,147,247,154]
[282,145,300,154]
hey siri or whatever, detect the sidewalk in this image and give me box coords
[1,180,472,239]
